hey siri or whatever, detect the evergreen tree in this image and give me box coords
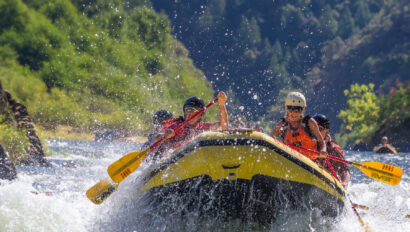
[354,1,372,28]
[338,7,357,39]
[269,40,291,94]
[319,5,338,40]
[237,17,261,49]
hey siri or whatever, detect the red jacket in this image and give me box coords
[161,117,213,151]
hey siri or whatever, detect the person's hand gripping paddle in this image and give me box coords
[86,94,225,204]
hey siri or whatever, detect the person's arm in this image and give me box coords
[332,143,350,188]
[340,170,350,189]
[208,91,229,131]
[141,133,155,149]
[146,128,175,149]
[373,144,382,152]
[270,121,285,139]
[217,91,228,130]
[308,118,326,154]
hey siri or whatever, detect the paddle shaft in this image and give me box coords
[149,97,219,151]
[289,145,401,179]
[108,97,219,182]
[88,97,221,204]
[321,149,368,228]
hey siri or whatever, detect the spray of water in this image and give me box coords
[0,141,408,231]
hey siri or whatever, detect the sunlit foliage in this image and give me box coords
[337,82,410,147]
[337,83,380,146]
[0,0,215,134]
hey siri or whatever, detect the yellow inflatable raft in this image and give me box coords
[373,144,398,154]
[140,130,346,223]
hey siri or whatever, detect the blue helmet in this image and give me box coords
[153,109,173,127]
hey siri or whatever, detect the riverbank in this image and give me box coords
[36,125,94,141]
[36,125,147,143]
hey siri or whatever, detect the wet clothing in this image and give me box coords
[320,141,349,179]
[148,117,212,157]
[163,117,212,151]
[142,118,180,149]
[141,133,157,150]
[280,116,318,159]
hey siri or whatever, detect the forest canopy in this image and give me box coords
[0,0,215,132]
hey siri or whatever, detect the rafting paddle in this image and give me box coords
[289,145,403,185]
[86,95,223,204]
[107,96,222,183]
[86,177,118,204]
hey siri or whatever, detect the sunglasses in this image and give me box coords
[286,106,304,112]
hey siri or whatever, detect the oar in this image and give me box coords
[352,203,370,210]
[289,145,403,186]
[289,145,405,224]
[352,203,410,219]
[86,96,220,204]
[322,153,372,231]
[107,97,220,183]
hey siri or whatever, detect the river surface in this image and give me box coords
[0,140,408,232]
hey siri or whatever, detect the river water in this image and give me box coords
[0,140,408,232]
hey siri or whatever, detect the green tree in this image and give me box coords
[199,0,226,29]
[0,0,215,134]
[337,83,380,146]
[379,83,410,125]
[319,5,338,39]
[268,40,291,90]
[337,7,357,39]
[354,1,371,28]
[238,17,261,49]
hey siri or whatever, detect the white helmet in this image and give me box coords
[285,91,306,108]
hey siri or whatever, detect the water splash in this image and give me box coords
[0,141,408,231]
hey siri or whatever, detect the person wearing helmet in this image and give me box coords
[270,91,326,159]
[153,109,174,129]
[373,136,397,153]
[142,109,174,149]
[313,114,350,189]
[155,91,228,153]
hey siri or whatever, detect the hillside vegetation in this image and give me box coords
[151,0,409,145]
[0,0,215,134]
[0,0,408,149]
[337,82,409,148]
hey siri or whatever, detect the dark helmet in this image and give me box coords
[183,96,205,110]
[153,109,173,127]
[312,114,330,129]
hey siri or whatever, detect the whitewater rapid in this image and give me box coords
[0,140,408,232]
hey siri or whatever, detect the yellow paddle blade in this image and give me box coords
[353,162,402,185]
[86,177,118,205]
[107,149,150,183]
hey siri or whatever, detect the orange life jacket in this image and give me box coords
[281,116,318,159]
